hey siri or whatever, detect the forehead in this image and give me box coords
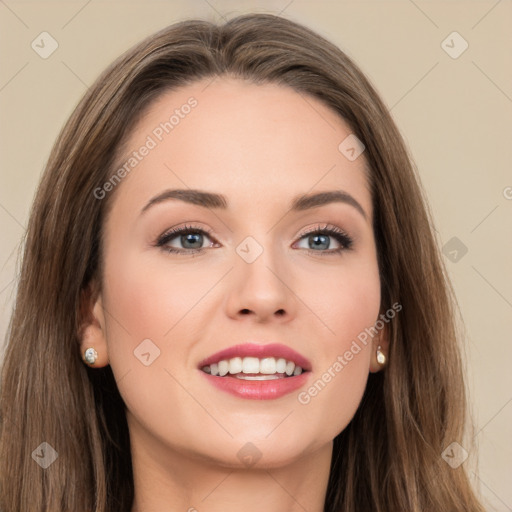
[108,77,371,221]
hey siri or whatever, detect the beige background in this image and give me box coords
[0,1,510,510]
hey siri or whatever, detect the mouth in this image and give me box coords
[201,356,307,380]
[197,343,312,396]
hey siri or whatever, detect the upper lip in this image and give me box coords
[198,343,312,371]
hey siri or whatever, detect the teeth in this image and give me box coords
[242,357,260,374]
[203,356,304,377]
[218,360,229,377]
[276,358,287,373]
[228,356,242,374]
[260,357,276,374]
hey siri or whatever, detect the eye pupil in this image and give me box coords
[310,234,329,250]
[183,233,203,249]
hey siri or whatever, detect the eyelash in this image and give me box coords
[155,223,354,257]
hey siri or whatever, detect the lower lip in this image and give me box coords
[200,371,310,400]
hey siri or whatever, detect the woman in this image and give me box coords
[0,13,486,512]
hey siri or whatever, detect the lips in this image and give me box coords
[197,342,312,371]
[197,343,312,400]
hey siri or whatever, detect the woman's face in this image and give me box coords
[89,77,383,468]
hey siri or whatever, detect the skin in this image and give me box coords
[80,77,389,512]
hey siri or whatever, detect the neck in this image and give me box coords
[129,430,333,512]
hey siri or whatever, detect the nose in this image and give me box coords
[224,248,296,323]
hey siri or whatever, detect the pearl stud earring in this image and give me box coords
[83,347,98,365]
[376,345,386,366]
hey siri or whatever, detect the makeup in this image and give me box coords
[198,343,312,400]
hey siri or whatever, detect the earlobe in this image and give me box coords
[77,281,109,368]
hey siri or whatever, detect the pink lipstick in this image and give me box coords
[198,343,311,400]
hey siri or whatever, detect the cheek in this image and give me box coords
[294,259,380,437]
[98,247,208,432]
[306,253,381,352]
[102,246,209,343]
[98,246,177,383]
[331,274,381,350]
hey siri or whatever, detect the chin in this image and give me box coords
[186,429,325,470]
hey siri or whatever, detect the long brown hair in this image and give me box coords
[0,13,486,512]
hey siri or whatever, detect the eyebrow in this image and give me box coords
[140,188,368,220]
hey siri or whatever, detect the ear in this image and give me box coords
[368,315,390,373]
[77,280,109,368]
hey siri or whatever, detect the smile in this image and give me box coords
[198,343,311,399]
[201,356,304,379]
